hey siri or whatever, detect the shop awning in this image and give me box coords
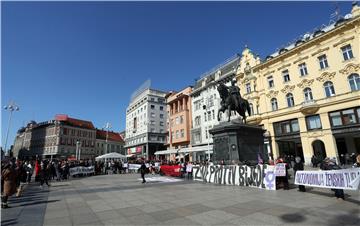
[154,149,179,155]
[178,145,213,153]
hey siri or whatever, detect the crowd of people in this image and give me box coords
[2,154,360,208]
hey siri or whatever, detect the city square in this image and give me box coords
[1,173,360,226]
[2,1,360,226]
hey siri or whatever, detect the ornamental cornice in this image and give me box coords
[277,63,291,71]
[263,70,275,77]
[293,56,309,65]
[297,79,314,89]
[311,47,330,57]
[316,71,336,82]
[265,90,279,98]
[333,36,355,47]
[339,63,360,75]
[280,85,296,94]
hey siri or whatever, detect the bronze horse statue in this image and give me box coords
[217,82,251,123]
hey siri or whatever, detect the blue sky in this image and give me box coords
[1,1,352,148]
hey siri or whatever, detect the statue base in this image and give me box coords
[209,119,267,165]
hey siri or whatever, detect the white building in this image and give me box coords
[125,81,168,160]
[190,55,242,161]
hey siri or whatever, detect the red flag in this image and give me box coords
[35,160,40,176]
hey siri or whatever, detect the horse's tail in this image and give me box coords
[246,100,251,116]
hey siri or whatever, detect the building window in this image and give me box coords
[160,121,164,126]
[303,88,313,102]
[267,76,274,88]
[175,117,180,124]
[194,100,202,111]
[341,44,354,61]
[176,130,179,139]
[181,129,184,138]
[160,114,164,119]
[195,116,201,126]
[208,111,211,121]
[318,54,329,69]
[271,98,278,111]
[246,83,251,94]
[150,120,155,125]
[274,119,299,136]
[212,110,215,120]
[180,116,183,124]
[306,115,322,130]
[329,107,360,127]
[151,128,155,133]
[249,103,254,116]
[151,112,155,118]
[151,98,155,101]
[150,105,155,109]
[348,73,360,91]
[204,112,207,122]
[299,63,308,76]
[160,106,164,111]
[282,70,290,82]
[194,133,200,142]
[286,93,294,107]
[323,81,335,97]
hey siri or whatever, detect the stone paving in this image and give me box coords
[2,173,360,226]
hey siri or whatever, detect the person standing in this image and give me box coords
[1,162,17,208]
[293,156,306,192]
[140,162,147,183]
[320,158,345,200]
[39,162,50,188]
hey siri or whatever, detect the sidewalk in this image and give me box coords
[1,183,51,226]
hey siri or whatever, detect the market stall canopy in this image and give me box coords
[178,145,213,153]
[154,148,179,155]
[95,152,127,161]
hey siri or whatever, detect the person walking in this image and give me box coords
[293,156,306,192]
[1,162,17,208]
[140,162,147,183]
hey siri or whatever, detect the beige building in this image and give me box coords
[236,3,360,165]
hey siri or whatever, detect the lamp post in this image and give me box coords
[103,122,112,154]
[203,103,211,161]
[76,140,82,160]
[3,101,20,156]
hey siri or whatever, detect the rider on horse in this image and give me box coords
[228,80,242,107]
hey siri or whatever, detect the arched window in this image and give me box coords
[303,88,313,102]
[271,98,278,111]
[249,103,254,116]
[323,81,335,97]
[286,93,295,107]
[348,73,360,91]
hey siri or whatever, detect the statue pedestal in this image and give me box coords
[209,119,266,165]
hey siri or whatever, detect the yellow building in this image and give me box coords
[236,3,360,165]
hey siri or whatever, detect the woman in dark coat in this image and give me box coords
[1,163,17,208]
[293,156,306,192]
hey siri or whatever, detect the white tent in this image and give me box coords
[95,152,127,161]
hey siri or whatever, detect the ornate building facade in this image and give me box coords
[237,3,360,165]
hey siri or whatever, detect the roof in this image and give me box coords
[96,129,124,143]
[55,114,95,130]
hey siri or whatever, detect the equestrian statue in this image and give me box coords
[217,80,251,123]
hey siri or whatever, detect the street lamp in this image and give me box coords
[103,122,112,154]
[3,101,20,156]
[203,104,211,161]
[76,140,82,160]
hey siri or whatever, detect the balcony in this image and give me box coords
[300,100,320,115]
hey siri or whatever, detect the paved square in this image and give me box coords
[2,174,359,225]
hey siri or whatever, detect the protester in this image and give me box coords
[320,157,345,200]
[140,161,147,183]
[25,161,33,183]
[39,162,50,188]
[293,156,306,192]
[1,161,17,208]
[275,157,289,190]
[353,154,360,168]
[186,162,193,179]
[311,155,317,168]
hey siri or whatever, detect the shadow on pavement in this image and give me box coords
[326,209,360,225]
[306,189,360,205]
[19,199,60,207]
[1,218,18,226]
[279,213,307,223]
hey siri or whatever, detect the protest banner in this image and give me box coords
[160,165,182,177]
[274,163,286,176]
[69,166,95,176]
[192,164,276,190]
[295,168,360,190]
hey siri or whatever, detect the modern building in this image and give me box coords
[236,3,360,165]
[125,81,168,160]
[154,86,193,161]
[95,129,125,156]
[189,54,248,162]
[13,114,97,160]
